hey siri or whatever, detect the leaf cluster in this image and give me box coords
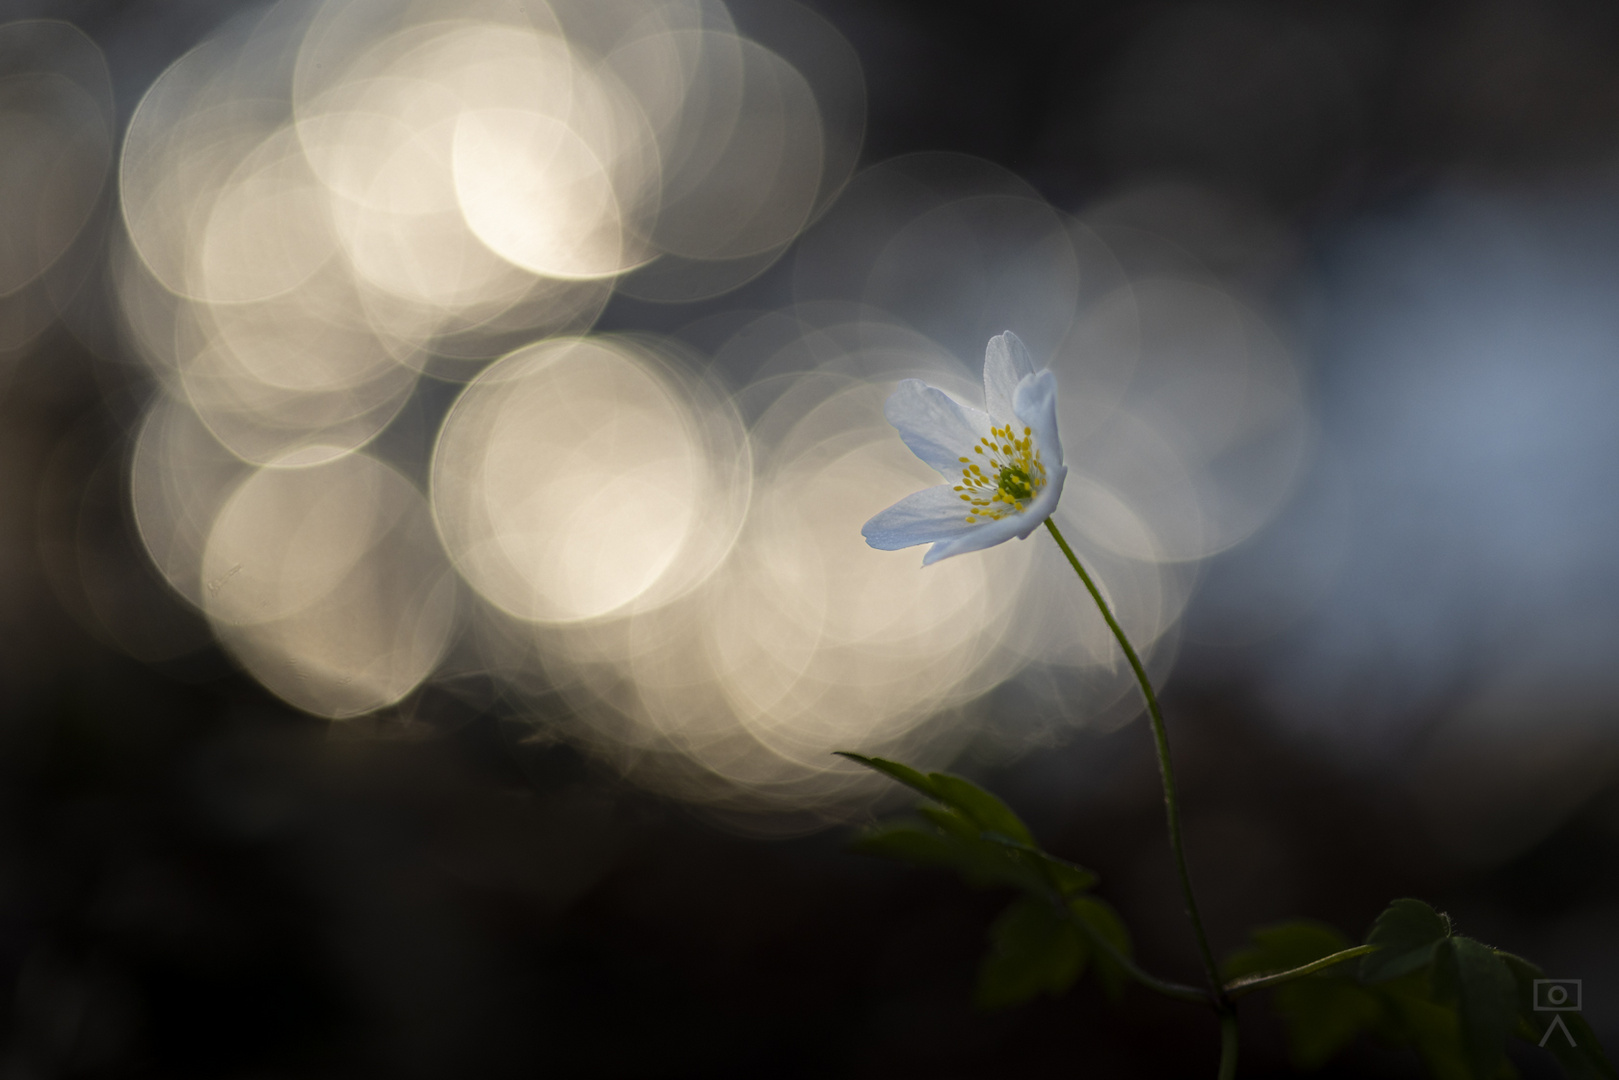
[1223,899,1616,1079]
[841,754,1614,1080]
[840,753,1136,1009]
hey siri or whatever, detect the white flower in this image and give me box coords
[863,332,1067,565]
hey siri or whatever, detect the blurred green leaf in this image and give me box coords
[1030,849,1099,896]
[847,821,1050,894]
[837,753,941,801]
[841,752,1152,1011]
[1223,916,1516,1078]
[978,832,1099,896]
[838,753,1035,846]
[976,896,1086,1010]
[916,804,979,840]
[1375,972,1478,1080]
[1279,974,1386,1068]
[1497,950,1542,1010]
[1433,937,1517,1079]
[1362,898,1452,983]
[926,773,1035,846]
[1224,920,1353,981]
[843,753,1093,898]
[1069,894,1131,1000]
[1225,922,1384,1069]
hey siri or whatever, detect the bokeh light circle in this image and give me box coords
[432,335,749,625]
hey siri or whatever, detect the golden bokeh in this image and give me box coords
[0,0,1314,822]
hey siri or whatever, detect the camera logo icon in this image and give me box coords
[1534,979,1582,1012]
[1534,980,1583,1048]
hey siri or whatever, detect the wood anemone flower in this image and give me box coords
[862,332,1066,565]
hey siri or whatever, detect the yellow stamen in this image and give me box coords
[948,418,1048,523]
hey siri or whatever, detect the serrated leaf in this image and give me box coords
[1225,921,1383,1069]
[838,753,941,801]
[976,896,1086,1010]
[1433,937,1517,1079]
[1362,898,1452,983]
[1069,894,1131,1000]
[925,773,1035,845]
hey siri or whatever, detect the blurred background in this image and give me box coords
[2,0,1618,1075]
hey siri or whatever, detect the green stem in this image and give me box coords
[1044,519,1224,1002]
[1061,904,1211,1005]
[1221,944,1378,999]
[1218,1008,1239,1080]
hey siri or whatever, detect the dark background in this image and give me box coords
[4,0,1619,1075]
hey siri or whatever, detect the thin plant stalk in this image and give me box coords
[1218,1010,1239,1080]
[1043,519,1224,1001]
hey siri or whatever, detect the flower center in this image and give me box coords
[953,422,1046,523]
[997,465,1033,501]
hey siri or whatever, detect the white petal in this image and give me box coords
[884,378,993,479]
[920,510,1030,564]
[984,331,1036,424]
[862,484,984,550]
[1013,369,1063,473]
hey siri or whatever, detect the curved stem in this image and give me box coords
[1222,944,1378,999]
[1218,1008,1239,1080]
[1061,905,1211,1005]
[1044,519,1224,1001]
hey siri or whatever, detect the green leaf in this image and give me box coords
[1279,975,1386,1068]
[1222,918,1517,1077]
[977,832,1099,896]
[1225,922,1383,1069]
[926,773,1035,846]
[1362,898,1452,983]
[1498,951,1619,1079]
[838,753,1035,846]
[1497,950,1543,1011]
[837,753,942,801]
[1028,849,1099,896]
[1375,972,1477,1080]
[976,896,1086,1010]
[916,804,979,840]
[844,753,1089,897]
[847,821,1050,895]
[1433,937,1517,1079]
[1069,894,1132,1000]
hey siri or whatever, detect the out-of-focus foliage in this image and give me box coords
[1226,900,1618,1080]
[843,753,1135,1009]
[849,747,1617,1079]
